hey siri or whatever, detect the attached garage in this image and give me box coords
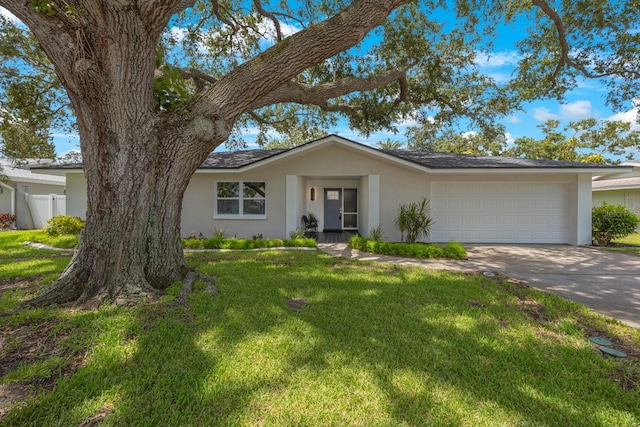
[430,182,570,244]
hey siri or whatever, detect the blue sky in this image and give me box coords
[2,5,638,158]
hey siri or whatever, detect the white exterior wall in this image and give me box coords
[183,144,431,240]
[573,173,593,245]
[66,174,88,219]
[182,169,286,239]
[0,182,15,215]
[60,138,596,244]
[593,190,625,207]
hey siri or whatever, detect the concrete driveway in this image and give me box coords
[319,243,640,329]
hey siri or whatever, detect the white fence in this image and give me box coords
[25,194,66,229]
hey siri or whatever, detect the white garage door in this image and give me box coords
[430,182,570,244]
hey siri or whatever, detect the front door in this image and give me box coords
[324,188,342,231]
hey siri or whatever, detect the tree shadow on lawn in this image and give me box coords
[3,252,639,425]
[284,265,639,425]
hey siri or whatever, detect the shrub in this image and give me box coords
[212,228,227,239]
[368,225,384,241]
[45,215,85,236]
[442,241,467,259]
[394,198,433,243]
[181,237,316,250]
[289,228,305,239]
[0,213,17,230]
[592,203,640,246]
[348,236,465,260]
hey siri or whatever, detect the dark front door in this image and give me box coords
[324,188,342,231]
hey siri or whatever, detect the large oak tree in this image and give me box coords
[0,0,637,306]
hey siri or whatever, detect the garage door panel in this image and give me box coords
[431,182,570,244]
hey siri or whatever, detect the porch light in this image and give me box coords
[310,187,316,201]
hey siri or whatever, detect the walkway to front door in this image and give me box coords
[315,231,357,243]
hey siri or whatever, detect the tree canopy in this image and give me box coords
[2,0,637,152]
[409,118,640,162]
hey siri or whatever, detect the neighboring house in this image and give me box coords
[37,135,629,245]
[592,161,640,217]
[0,158,66,229]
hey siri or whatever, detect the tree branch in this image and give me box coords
[155,66,219,92]
[0,1,77,78]
[139,0,196,33]
[253,0,283,41]
[189,0,412,124]
[248,111,297,126]
[251,66,412,111]
[532,0,613,81]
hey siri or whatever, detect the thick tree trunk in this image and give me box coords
[27,6,208,307]
[29,138,197,306]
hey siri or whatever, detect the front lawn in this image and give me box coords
[604,232,640,256]
[1,232,639,425]
[613,232,640,246]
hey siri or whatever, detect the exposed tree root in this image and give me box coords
[24,274,85,308]
[176,272,217,304]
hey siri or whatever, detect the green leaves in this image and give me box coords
[0,13,70,160]
[153,52,193,111]
[394,198,433,243]
[503,118,640,163]
[27,0,54,16]
[592,203,640,246]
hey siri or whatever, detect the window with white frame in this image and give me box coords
[215,181,266,218]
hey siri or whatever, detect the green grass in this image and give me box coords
[1,232,639,426]
[604,232,640,256]
[349,235,467,259]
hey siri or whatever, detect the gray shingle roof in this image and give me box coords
[379,149,611,169]
[1,164,66,184]
[32,135,619,171]
[200,149,286,169]
[593,177,640,189]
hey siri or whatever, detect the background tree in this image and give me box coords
[375,138,405,150]
[407,127,507,156]
[0,13,68,161]
[56,150,83,164]
[503,119,640,163]
[263,127,329,150]
[0,0,637,306]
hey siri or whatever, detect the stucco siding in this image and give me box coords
[182,169,287,239]
[593,189,640,218]
[66,174,88,219]
[0,182,14,214]
[58,138,599,244]
[593,190,625,207]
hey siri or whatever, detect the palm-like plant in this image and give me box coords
[395,198,433,243]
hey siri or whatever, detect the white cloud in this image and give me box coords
[558,100,593,120]
[168,26,189,43]
[51,133,80,139]
[532,107,558,122]
[505,115,521,124]
[532,100,594,122]
[475,51,521,68]
[607,103,640,131]
[504,132,515,145]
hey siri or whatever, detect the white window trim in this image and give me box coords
[214,180,267,219]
